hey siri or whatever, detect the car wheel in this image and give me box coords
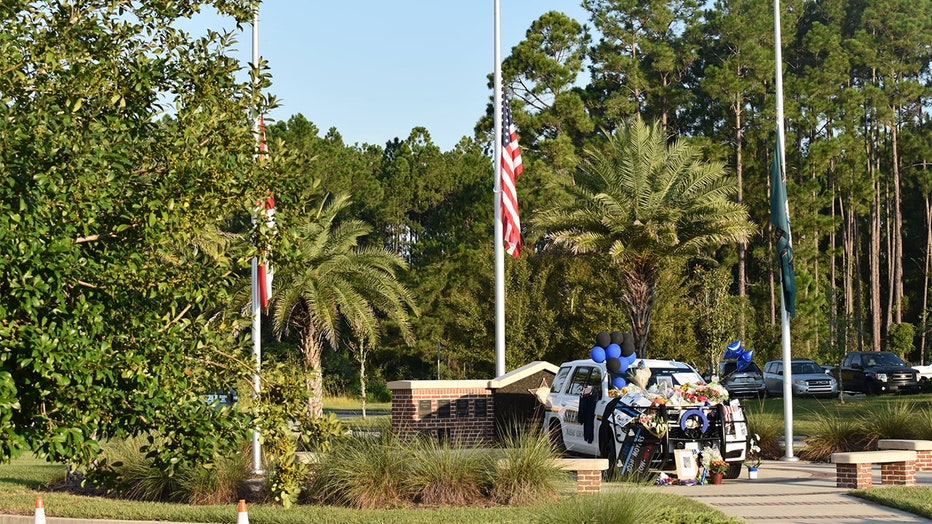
[548,420,567,454]
[724,461,742,479]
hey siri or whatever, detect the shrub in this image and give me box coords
[858,399,923,448]
[744,408,783,459]
[308,422,410,509]
[488,424,564,506]
[799,410,864,461]
[406,436,489,507]
[174,447,252,505]
[535,489,656,524]
[96,436,252,504]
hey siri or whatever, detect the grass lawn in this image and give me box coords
[851,486,932,519]
[737,392,932,436]
[0,457,742,523]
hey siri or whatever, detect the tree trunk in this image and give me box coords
[891,116,903,324]
[299,326,325,418]
[871,177,882,352]
[922,194,931,364]
[359,349,368,419]
[620,257,658,359]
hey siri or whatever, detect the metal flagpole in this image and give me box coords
[250,5,264,475]
[774,0,796,461]
[493,0,505,378]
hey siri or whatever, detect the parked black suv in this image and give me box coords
[831,351,919,395]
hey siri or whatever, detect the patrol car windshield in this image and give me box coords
[645,366,704,388]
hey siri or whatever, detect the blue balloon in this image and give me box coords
[590,346,606,363]
[724,340,743,361]
[623,353,638,368]
[736,349,754,371]
[612,376,627,389]
[606,343,621,360]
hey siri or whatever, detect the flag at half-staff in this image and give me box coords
[500,89,523,257]
[769,134,795,317]
[255,193,275,309]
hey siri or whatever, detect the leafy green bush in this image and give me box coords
[886,323,916,360]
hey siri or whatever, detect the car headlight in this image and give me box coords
[874,373,888,382]
[792,378,806,386]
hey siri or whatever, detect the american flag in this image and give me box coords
[258,194,275,309]
[256,115,268,160]
[500,90,523,257]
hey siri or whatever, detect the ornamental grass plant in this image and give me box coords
[799,410,864,461]
[858,399,924,447]
[405,436,489,507]
[488,423,565,506]
[535,489,655,524]
[307,422,411,509]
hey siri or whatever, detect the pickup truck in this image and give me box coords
[830,351,920,394]
[543,358,748,479]
[913,364,932,382]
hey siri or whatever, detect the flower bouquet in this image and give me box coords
[680,382,729,405]
[700,446,729,482]
[637,410,669,438]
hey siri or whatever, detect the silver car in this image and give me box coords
[763,359,838,398]
[715,361,765,398]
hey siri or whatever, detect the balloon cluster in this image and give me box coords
[723,340,754,372]
[590,331,637,389]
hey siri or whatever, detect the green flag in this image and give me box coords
[769,135,796,317]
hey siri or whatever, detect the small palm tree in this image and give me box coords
[271,193,418,417]
[533,119,754,357]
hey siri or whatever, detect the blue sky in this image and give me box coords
[188,1,590,151]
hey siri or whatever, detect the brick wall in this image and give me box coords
[388,380,495,446]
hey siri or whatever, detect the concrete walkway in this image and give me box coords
[647,459,932,523]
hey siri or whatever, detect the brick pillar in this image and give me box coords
[836,463,872,488]
[881,460,916,486]
[575,470,602,494]
[917,450,932,472]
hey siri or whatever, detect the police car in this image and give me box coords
[543,358,749,479]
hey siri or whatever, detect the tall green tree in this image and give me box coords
[270,194,418,417]
[533,119,755,357]
[0,1,266,469]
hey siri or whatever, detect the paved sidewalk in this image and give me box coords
[647,459,932,523]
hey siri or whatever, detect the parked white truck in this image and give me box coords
[543,358,749,479]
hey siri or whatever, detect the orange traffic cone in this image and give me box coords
[34,496,46,524]
[236,499,249,524]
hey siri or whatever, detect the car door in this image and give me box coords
[558,365,603,455]
[764,362,782,395]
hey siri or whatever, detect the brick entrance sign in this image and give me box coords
[387,361,557,445]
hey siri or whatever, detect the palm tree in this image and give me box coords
[270,193,418,417]
[533,119,755,357]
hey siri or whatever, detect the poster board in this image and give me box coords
[674,449,698,479]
